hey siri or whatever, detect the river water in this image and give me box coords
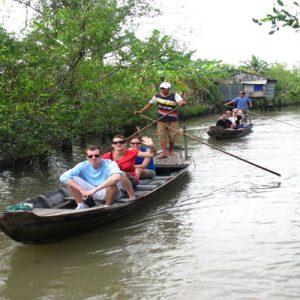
[0,107,300,300]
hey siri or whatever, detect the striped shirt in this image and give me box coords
[149,92,183,122]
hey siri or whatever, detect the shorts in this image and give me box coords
[73,176,122,200]
[142,169,156,179]
[125,172,139,189]
[157,121,180,144]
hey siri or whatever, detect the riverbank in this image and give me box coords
[0,101,299,170]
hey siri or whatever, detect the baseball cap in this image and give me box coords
[159,82,171,89]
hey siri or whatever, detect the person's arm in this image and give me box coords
[248,97,253,108]
[225,99,234,106]
[141,136,157,156]
[137,149,154,158]
[175,93,186,107]
[60,162,83,185]
[83,173,121,198]
[135,103,153,115]
[178,99,186,107]
[134,156,151,169]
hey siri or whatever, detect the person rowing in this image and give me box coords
[225,91,252,123]
[135,81,186,159]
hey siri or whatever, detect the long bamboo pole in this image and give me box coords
[126,105,181,141]
[139,113,281,177]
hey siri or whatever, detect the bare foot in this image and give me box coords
[129,197,136,201]
[168,152,176,156]
[156,153,168,159]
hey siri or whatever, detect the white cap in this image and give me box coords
[159,82,171,89]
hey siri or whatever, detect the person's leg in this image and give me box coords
[70,176,94,209]
[157,122,168,158]
[168,121,180,156]
[168,142,175,156]
[135,167,143,179]
[243,110,249,123]
[121,172,136,200]
[68,185,83,204]
[105,184,120,206]
[140,169,156,179]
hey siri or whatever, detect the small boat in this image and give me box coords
[207,124,254,140]
[0,152,191,244]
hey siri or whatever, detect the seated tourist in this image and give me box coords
[102,135,155,200]
[216,112,233,129]
[232,110,249,129]
[130,136,156,179]
[226,110,234,124]
[59,145,122,209]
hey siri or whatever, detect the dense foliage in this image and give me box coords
[1,0,300,164]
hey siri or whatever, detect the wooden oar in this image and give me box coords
[126,105,181,141]
[139,113,281,177]
[226,104,300,129]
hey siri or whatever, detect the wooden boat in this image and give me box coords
[0,152,191,244]
[207,124,254,140]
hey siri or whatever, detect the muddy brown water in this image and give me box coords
[0,107,300,299]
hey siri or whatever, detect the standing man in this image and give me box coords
[135,82,185,159]
[225,91,252,123]
[60,145,122,209]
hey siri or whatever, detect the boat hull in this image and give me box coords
[207,124,253,140]
[0,163,190,244]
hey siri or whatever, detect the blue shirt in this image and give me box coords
[135,146,156,170]
[232,96,252,110]
[60,159,122,186]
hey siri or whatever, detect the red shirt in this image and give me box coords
[102,149,139,177]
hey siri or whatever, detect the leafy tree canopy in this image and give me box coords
[253,0,300,34]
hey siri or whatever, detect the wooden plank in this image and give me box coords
[136,184,158,190]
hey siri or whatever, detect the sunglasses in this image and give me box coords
[131,142,141,145]
[87,154,101,159]
[112,140,126,145]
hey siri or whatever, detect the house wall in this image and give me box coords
[231,73,266,83]
[219,84,243,100]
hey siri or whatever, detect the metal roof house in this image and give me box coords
[220,71,277,101]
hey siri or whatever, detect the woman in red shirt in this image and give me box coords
[102,135,154,200]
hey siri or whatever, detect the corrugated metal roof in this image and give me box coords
[241,80,267,84]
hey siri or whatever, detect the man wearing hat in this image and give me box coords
[225,91,252,123]
[135,82,185,159]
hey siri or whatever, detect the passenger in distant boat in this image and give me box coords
[59,145,122,209]
[226,110,235,123]
[216,112,233,128]
[134,81,186,159]
[102,135,155,200]
[130,136,156,179]
[230,108,238,125]
[231,110,249,129]
[225,91,252,123]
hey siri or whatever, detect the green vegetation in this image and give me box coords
[1,0,300,165]
[253,0,300,34]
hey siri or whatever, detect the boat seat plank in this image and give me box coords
[136,184,158,190]
[33,208,75,216]
[115,198,131,203]
[155,176,173,180]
